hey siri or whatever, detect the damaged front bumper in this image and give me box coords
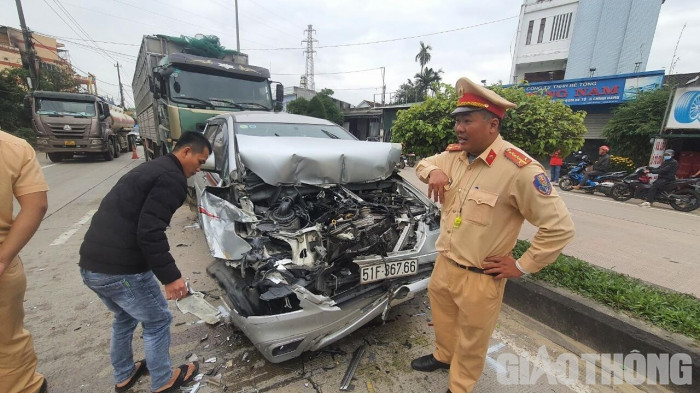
[208,259,433,363]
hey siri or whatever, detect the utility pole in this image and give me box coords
[115,62,125,107]
[15,0,39,90]
[234,0,240,51]
[302,25,317,91]
[381,67,386,105]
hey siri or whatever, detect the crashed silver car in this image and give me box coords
[192,112,440,363]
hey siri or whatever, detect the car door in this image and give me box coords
[193,121,222,200]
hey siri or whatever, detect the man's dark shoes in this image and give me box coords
[411,354,450,372]
[38,378,48,393]
[115,359,148,392]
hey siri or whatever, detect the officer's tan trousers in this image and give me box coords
[428,254,507,393]
[0,256,44,393]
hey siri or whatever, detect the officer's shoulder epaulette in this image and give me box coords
[445,143,462,152]
[504,147,532,168]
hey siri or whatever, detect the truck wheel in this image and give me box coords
[104,140,115,161]
[47,152,64,163]
[113,138,121,158]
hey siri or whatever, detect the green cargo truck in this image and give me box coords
[131,34,283,160]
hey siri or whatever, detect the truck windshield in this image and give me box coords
[36,98,96,117]
[168,70,271,110]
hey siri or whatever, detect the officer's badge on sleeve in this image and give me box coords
[533,173,552,195]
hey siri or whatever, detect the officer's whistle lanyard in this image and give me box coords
[450,157,485,228]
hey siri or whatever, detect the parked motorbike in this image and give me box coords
[396,154,407,170]
[406,153,417,167]
[558,155,627,196]
[609,167,651,201]
[610,168,700,211]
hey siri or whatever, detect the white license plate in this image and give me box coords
[360,259,418,284]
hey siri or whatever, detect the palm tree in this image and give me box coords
[414,67,443,97]
[415,41,432,74]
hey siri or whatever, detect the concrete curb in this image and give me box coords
[503,278,699,392]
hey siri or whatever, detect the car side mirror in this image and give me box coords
[201,153,216,172]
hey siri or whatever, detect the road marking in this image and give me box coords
[41,164,57,169]
[50,209,97,246]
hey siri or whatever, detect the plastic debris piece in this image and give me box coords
[204,373,223,386]
[225,360,233,368]
[340,345,366,391]
[193,373,204,382]
[200,334,209,342]
[187,353,199,362]
[242,352,249,362]
[205,357,217,363]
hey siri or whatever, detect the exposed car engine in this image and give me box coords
[209,172,439,317]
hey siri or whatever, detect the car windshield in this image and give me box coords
[36,98,96,117]
[234,122,357,140]
[168,69,272,110]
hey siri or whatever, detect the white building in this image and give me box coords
[510,0,664,83]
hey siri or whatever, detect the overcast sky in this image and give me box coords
[2,0,698,107]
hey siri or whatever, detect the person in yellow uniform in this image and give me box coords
[0,130,49,393]
[411,77,576,393]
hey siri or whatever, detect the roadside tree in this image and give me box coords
[392,84,586,158]
[603,87,672,166]
[286,89,344,125]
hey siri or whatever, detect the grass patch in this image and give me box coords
[513,240,700,341]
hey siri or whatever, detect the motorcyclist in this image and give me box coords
[573,145,610,189]
[640,149,679,207]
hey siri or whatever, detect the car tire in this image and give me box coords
[673,91,700,124]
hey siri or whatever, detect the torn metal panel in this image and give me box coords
[199,190,255,260]
[236,134,401,185]
[176,291,221,325]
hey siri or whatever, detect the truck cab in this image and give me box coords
[27,91,131,162]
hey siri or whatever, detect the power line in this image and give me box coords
[51,0,119,64]
[59,38,137,61]
[272,67,382,76]
[43,34,139,46]
[243,15,518,51]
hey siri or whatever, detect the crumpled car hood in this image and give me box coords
[236,135,401,185]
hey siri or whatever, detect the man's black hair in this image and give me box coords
[173,131,212,154]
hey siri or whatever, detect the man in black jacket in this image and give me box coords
[79,132,211,393]
[573,145,610,189]
[640,149,679,207]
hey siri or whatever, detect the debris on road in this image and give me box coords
[339,345,366,391]
[205,357,217,363]
[176,286,221,325]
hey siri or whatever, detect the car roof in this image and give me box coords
[211,111,338,126]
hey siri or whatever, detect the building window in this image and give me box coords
[537,18,546,43]
[525,20,534,45]
[550,12,573,41]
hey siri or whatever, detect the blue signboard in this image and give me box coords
[518,71,664,106]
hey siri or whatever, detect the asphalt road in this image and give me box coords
[16,151,681,393]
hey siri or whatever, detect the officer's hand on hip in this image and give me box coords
[165,277,188,300]
[427,169,450,204]
[483,255,524,279]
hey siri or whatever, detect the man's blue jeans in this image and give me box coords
[81,269,173,391]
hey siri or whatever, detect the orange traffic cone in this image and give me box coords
[131,145,139,159]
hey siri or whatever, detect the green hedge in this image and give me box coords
[513,240,700,341]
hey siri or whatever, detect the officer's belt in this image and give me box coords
[445,258,498,277]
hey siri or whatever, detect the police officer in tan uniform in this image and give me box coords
[411,77,575,393]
